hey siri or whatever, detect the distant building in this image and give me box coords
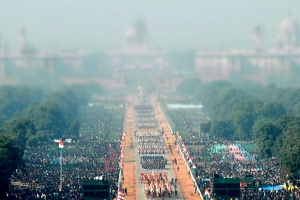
[0,26,85,85]
[195,13,300,83]
[108,20,166,73]
[1,13,299,87]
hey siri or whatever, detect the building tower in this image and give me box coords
[18,26,27,54]
[253,23,262,51]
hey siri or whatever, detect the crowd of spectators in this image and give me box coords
[183,135,204,145]
[191,140,300,199]
[167,107,300,199]
[6,104,125,199]
[7,141,120,199]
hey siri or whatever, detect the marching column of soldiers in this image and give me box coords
[135,103,167,170]
[135,117,158,131]
[140,155,167,170]
[138,132,165,155]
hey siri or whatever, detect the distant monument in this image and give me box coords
[0,25,86,83]
[109,19,166,69]
[253,23,262,51]
[18,26,27,54]
[195,11,300,83]
[125,19,148,51]
[273,11,300,51]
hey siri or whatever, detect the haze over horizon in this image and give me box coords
[0,0,299,52]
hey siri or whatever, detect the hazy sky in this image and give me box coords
[0,0,299,52]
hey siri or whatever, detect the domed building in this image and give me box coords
[124,27,148,52]
[274,13,300,51]
[195,12,300,83]
[108,19,166,71]
[124,19,148,51]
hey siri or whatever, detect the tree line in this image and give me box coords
[0,83,103,198]
[176,77,300,182]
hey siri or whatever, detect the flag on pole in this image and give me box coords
[117,190,125,200]
[59,140,64,149]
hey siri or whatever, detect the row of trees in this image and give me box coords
[0,83,104,198]
[0,86,44,125]
[0,84,103,148]
[176,77,300,181]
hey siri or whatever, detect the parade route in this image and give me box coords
[121,96,136,200]
[152,96,202,200]
[120,94,201,200]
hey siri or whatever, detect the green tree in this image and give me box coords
[232,99,263,116]
[0,86,43,125]
[24,103,64,140]
[275,115,300,133]
[0,117,36,149]
[44,89,78,120]
[66,119,81,138]
[195,80,232,110]
[251,116,272,139]
[255,122,281,158]
[200,121,212,134]
[212,88,250,119]
[233,79,262,96]
[230,110,255,140]
[0,135,24,199]
[260,100,286,120]
[283,88,300,114]
[66,83,104,106]
[278,126,300,181]
[258,83,277,101]
[210,120,234,140]
[41,89,86,138]
[292,102,300,117]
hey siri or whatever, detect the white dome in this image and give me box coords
[125,28,137,39]
[279,16,299,34]
[275,14,300,49]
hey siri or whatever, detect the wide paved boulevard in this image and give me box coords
[120,94,202,200]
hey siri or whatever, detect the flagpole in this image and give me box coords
[60,148,62,192]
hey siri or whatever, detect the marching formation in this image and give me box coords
[133,96,178,199]
[140,155,167,170]
[134,104,167,171]
[137,132,166,155]
[140,172,173,198]
[135,112,158,132]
